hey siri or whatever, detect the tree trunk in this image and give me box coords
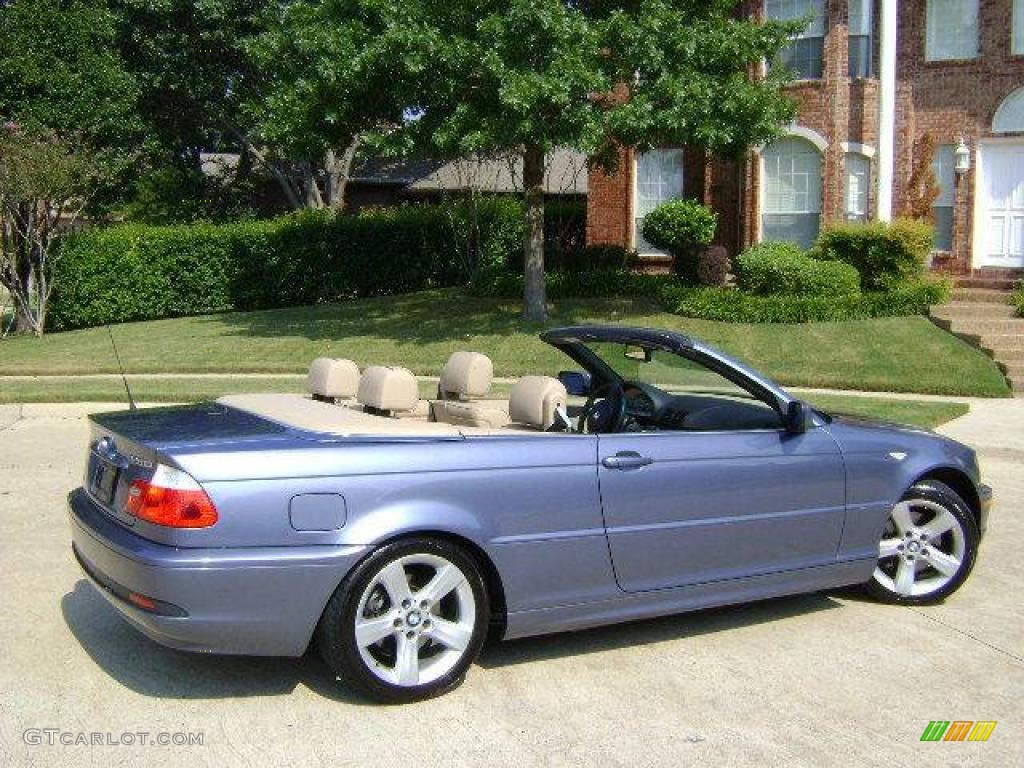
[522,143,547,322]
[326,136,361,212]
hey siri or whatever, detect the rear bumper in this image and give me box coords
[978,483,992,537]
[68,488,368,657]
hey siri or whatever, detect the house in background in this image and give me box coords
[347,149,587,210]
[587,0,1024,287]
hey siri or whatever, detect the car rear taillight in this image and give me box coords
[124,464,218,528]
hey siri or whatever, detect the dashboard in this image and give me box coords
[621,381,783,432]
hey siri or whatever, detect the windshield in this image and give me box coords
[586,342,757,401]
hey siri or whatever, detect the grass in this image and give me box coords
[0,289,1010,396]
[0,375,969,429]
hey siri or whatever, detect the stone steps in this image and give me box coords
[930,294,1024,392]
[950,287,1019,304]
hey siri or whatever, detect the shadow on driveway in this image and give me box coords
[64,578,842,700]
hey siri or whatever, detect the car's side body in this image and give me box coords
[68,327,990,660]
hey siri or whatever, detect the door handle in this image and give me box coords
[602,452,654,470]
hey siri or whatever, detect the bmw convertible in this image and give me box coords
[69,325,990,701]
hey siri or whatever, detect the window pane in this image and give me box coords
[767,0,825,79]
[931,144,956,252]
[1015,0,1024,55]
[926,0,978,61]
[634,149,684,254]
[848,36,872,78]
[845,153,870,221]
[933,208,954,251]
[762,137,822,250]
[763,214,821,250]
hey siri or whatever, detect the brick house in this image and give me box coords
[586,0,1024,283]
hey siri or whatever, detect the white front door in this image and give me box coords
[977,142,1024,268]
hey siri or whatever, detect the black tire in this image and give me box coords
[317,538,489,703]
[864,479,979,606]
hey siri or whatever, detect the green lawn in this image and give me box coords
[0,374,969,429]
[0,289,1010,396]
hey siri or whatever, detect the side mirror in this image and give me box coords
[558,370,592,397]
[785,400,814,434]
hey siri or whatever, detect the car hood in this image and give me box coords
[824,412,935,436]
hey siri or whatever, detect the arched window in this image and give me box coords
[993,88,1024,134]
[761,137,822,249]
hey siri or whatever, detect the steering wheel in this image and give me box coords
[577,381,627,434]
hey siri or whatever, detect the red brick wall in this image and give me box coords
[586,0,1024,272]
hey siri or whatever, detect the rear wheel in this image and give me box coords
[864,480,979,605]
[317,538,489,702]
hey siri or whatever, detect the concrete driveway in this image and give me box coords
[0,401,1020,767]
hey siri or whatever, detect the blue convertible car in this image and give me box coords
[69,326,990,701]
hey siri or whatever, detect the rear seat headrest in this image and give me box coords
[439,351,493,399]
[509,376,567,430]
[308,358,360,400]
[358,366,419,413]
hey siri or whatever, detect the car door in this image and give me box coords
[597,426,846,593]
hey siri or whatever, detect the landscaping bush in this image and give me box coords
[547,244,636,272]
[814,219,933,290]
[467,267,675,300]
[735,242,860,298]
[50,201,519,330]
[1012,281,1024,318]
[696,245,730,288]
[640,199,717,281]
[657,280,950,324]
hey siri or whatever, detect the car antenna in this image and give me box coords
[106,325,137,411]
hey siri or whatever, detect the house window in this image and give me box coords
[932,144,956,251]
[766,0,826,80]
[634,149,685,254]
[926,0,978,61]
[848,0,873,78]
[761,137,822,250]
[845,153,871,221]
[1015,0,1024,55]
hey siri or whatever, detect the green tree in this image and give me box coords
[395,0,798,319]
[0,0,141,187]
[0,124,98,335]
[245,0,427,210]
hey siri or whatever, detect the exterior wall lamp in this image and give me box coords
[954,137,971,175]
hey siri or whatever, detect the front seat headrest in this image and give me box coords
[509,376,568,430]
[308,358,360,401]
[439,351,494,399]
[357,366,419,414]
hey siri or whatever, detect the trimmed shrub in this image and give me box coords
[696,245,730,288]
[1012,281,1024,318]
[50,201,520,330]
[640,199,717,281]
[658,279,950,324]
[814,219,933,290]
[467,267,675,299]
[735,242,860,298]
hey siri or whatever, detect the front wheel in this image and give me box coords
[864,480,979,605]
[317,538,489,703]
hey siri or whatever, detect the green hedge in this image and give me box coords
[735,242,861,298]
[1012,282,1024,318]
[50,200,525,330]
[467,267,672,299]
[659,280,951,324]
[814,219,932,290]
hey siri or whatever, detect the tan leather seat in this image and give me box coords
[308,358,360,403]
[431,351,510,428]
[357,366,421,417]
[508,376,568,431]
